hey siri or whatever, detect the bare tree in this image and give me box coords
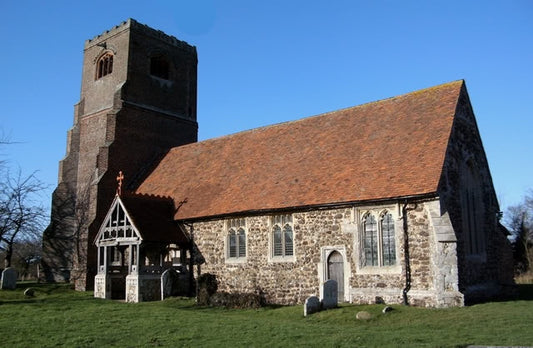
[0,170,47,268]
[505,190,533,274]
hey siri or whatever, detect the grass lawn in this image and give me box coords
[1,283,532,348]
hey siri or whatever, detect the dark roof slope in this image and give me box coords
[119,193,188,245]
[137,80,464,220]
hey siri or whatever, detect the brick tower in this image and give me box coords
[42,19,198,290]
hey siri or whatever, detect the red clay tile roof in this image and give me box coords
[137,80,464,220]
[119,193,189,245]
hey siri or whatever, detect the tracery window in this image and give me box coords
[362,211,396,267]
[461,164,486,256]
[227,218,246,259]
[96,53,113,79]
[272,214,294,258]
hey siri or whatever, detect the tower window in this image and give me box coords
[96,53,113,79]
[150,56,170,80]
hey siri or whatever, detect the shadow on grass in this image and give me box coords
[16,281,73,294]
[517,284,533,301]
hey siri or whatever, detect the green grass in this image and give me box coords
[1,283,532,347]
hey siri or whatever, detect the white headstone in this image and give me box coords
[161,268,179,300]
[304,296,321,316]
[321,279,338,309]
[1,267,17,290]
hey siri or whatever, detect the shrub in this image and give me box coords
[196,273,218,305]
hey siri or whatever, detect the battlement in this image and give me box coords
[85,18,196,54]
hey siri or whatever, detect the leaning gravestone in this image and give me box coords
[304,296,321,316]
[321,279,338,310]
[0,267,17,290]
[161,268,180,300]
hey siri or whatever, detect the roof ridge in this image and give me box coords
[172,80,464,151]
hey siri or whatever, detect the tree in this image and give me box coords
[505,190,533,275]
[0,170,47,268]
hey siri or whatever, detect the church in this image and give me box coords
[42,19,514,307]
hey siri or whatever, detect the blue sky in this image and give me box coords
[0,0,531,215]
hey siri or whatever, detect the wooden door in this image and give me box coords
[327,251,344,301]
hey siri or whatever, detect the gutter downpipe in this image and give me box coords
[402,201,416,306]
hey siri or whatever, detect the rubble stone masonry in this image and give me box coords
[191,200,466,307]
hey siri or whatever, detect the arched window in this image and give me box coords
[381,212,396,266]
[363,213,378,266]
[361,210,397,267]
[272,214,293,257]
[227,218,246,259]
[96,53,113,79]
[461,163,486,256]
[150,55,170,80]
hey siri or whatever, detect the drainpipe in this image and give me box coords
[402,202,416,305]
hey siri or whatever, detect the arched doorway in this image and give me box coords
[327,251,344,301]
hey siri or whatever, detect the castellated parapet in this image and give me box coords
[85,19,197,54]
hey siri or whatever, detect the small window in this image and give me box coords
[272,214,294,258]
[96,53,113,79]
[150,55,169,80]
[227,218,246,259]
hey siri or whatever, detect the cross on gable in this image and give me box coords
[116,171,124,196]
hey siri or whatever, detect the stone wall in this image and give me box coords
[191,200,464,307]
[437,85,514,303]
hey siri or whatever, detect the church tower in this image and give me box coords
[42,19,198,290]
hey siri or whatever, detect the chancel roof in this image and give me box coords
[137,80,465,220]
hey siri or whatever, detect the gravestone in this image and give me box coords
[161,268,180,300]
[321,279,338,309]
[0,267,17,290]
[356,311,372,320]
[382,306,394,313]
[304,296,321,316]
